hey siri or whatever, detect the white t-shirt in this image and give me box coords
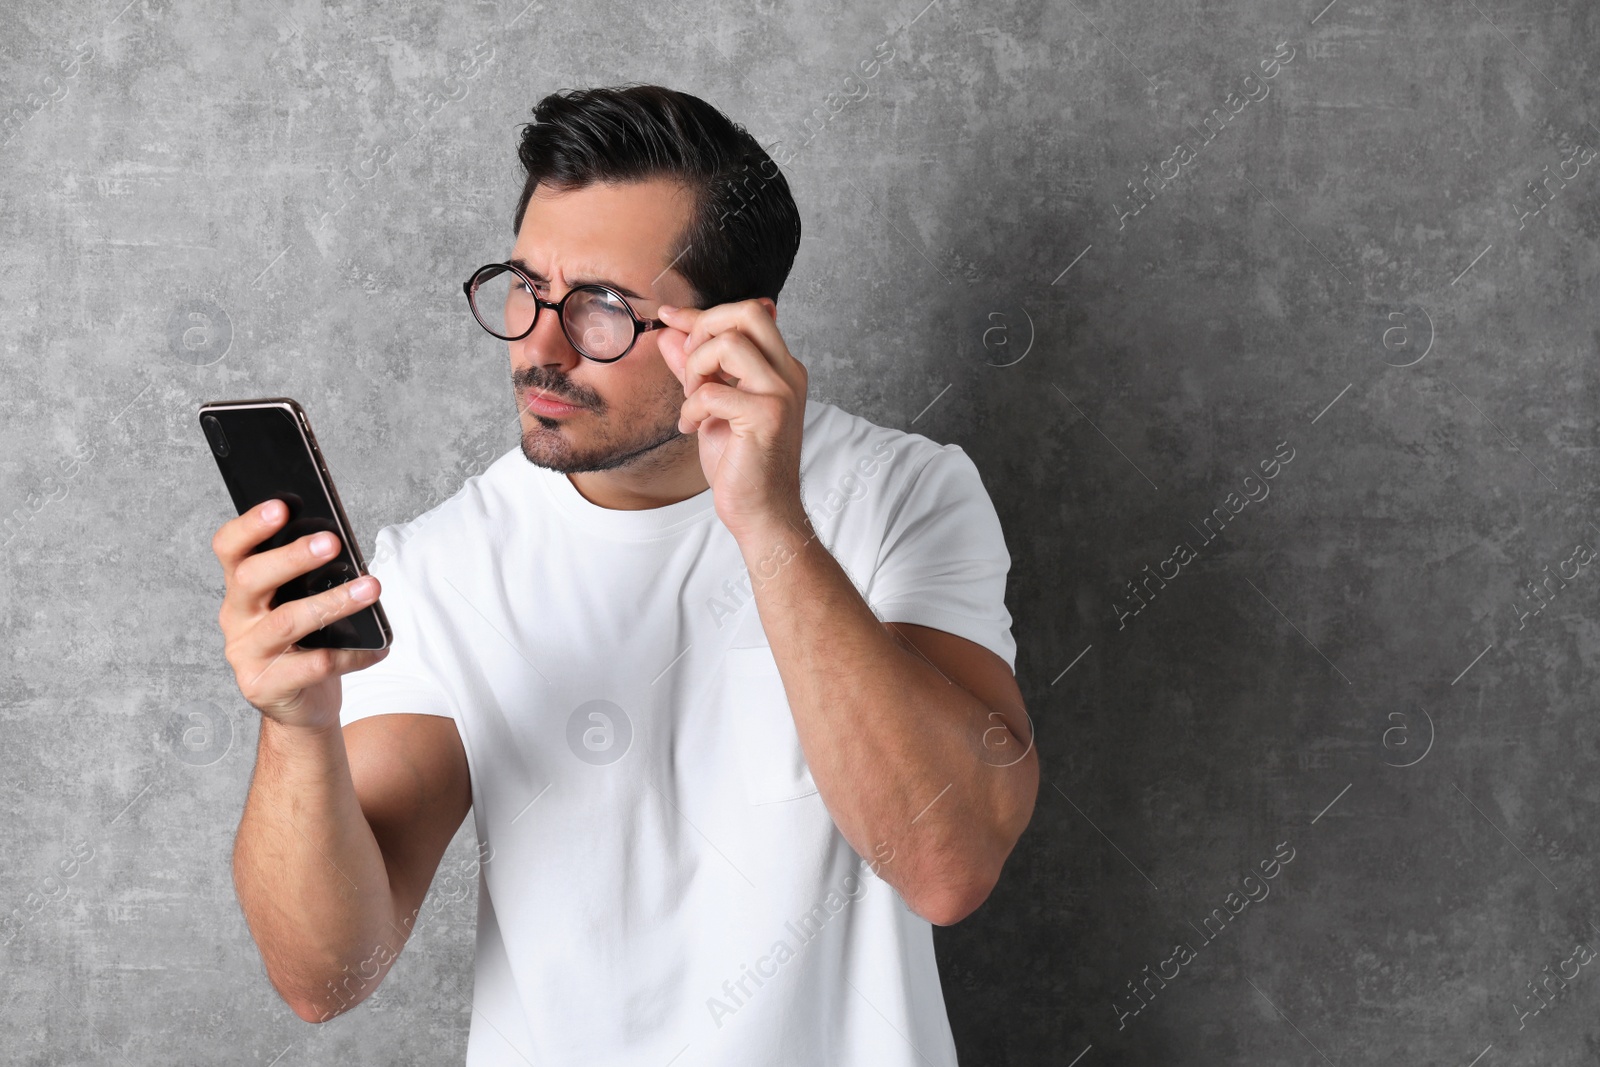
[340,397,1016,1066]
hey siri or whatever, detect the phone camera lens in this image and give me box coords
[201,414,230,457]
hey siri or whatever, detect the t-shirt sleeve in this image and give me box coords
[339,526,458,728]
[865,445,1018,673]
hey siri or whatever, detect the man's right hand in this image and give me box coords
[212,498,388,732]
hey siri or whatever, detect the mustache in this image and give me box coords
[513,371,599,408]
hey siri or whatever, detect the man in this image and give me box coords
[217,84,1037,1065]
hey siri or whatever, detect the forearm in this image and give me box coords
[232,718,400,1021]
[740,511,1034,921]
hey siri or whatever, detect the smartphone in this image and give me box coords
[198,397,391,651]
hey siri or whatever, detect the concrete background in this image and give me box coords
[2,0,1597,1062]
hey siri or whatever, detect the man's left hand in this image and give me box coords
[656,299,810,543]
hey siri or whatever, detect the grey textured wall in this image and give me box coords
[2,0,1597,1062]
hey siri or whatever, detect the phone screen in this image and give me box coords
[200,399,390,650]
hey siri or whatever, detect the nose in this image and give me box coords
[512,299,583,374]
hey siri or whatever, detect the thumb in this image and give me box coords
[657,327,690,388]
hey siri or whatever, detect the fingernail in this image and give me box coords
[658,304,677,315]
[311,533,338,556]
[262,501,284,523]
[351,577,377,598]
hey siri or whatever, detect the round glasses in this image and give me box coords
[463,262,667,363]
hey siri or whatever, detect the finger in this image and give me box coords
[657,325,692,388]
[655,303,702,327]
[655,304,705,354]
[680,382,779,435]
[676,300,790,376]
[655,305,705,390]
[225,529,348,622]
[239,643,391,708]
[212,499,290,578]
[235,579,381,700]
[684,331,786,398]
[236,573,381,666]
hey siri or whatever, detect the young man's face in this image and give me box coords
[507,177,702,474]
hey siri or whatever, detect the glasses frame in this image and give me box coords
[462,262,668,363]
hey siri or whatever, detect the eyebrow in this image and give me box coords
[509,258,647,301]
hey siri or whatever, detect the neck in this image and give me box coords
[565,436,710,511]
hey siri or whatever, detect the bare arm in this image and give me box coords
[656,297,1037,926]
[741,507,1039,927]
[233,718,395,1021]
[233,713,469,1022]
[214,499,470,1022]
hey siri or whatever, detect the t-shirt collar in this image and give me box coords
[529,460,718,540]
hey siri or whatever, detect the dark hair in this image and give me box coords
[513,85,802,309]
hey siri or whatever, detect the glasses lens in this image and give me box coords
[563,287,635,360]
[470,266,538,339]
